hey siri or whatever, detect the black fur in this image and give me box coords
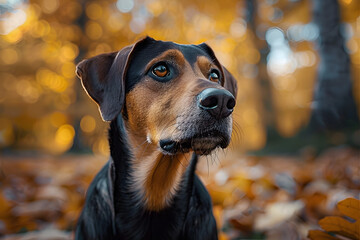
[75,118,217,240]
[75,37,238,239]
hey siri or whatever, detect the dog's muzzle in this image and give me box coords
[159,88,235,155]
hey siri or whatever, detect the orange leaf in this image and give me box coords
[337,198,360,221]
[308,230,341,240]
[218,232,229,240]
[319,216,359,240]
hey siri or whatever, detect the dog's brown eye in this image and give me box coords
[153,64,169,77]
[209,70,220,82]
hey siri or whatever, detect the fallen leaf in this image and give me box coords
[274,172,297,196]
[229,216,254,233]
[337,198,360,221]
[308,230,341,240]
[36,185,68,202]
[11,200,63,219]
[1,228,71,240]
[254,200,304,231]
[218,232,229,240]
[308,198,360,240]
[319,216,359,240]
[266,221,301,240]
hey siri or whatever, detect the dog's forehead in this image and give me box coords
[124,40,214,93]
[131,40,211,68]
[178,44,210,65]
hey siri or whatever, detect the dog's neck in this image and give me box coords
[110,116,193,212]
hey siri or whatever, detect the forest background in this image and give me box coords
[0,0,359,239]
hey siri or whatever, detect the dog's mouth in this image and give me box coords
[159,130,229,155]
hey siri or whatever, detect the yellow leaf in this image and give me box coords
[218,232,229,240]
[319,216,360,240]
[337,198,360,221]
[308,230,341,240]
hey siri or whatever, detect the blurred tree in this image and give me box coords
[245,0,273,131]
[1,0,359,154]
[69,0,88,152]
[309,0,359,131]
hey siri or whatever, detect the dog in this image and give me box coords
[75,36,237,240]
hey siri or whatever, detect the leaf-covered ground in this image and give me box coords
[0,146,359,240]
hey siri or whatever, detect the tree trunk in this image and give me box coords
[69,0,89,152]
[309,0,359,131]
[245,0,275,133]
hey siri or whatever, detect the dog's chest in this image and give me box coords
[114,201,188,239]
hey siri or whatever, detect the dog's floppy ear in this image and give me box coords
[198,43,238,98]
[76,37,152,121]
[76,51,121,121]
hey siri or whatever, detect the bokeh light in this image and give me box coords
[55,124,75,152]
[0,0,358,154]
[116,0,134,13]
[0,8,27,35]
[80,115,96,133]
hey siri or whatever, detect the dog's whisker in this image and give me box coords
[133,139,148,151]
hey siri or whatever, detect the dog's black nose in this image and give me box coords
[197,88,236,119]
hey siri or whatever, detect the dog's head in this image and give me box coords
[76,37,237,156]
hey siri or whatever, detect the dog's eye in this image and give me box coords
[209,70,220,83]
[153,64,169,78]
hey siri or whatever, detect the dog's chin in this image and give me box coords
[159,131,230,156]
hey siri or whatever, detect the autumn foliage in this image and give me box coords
[0,147,359,239]
[1,0,360,154]
[0,0,359,239]
[308,198,360,240]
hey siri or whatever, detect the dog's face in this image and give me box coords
[76,37,237,156]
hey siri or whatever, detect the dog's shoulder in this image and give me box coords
[181,175,218,240]
[75,160,116,240]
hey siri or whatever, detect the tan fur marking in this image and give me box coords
[196,56,223,84]
[145,49,185,72]
[124,53,216,211]
[197,55,212,77]
[144,153,190,211]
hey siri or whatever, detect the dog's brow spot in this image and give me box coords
[163,50,185,64]
[146,49,185,70]
[196,55,213,74]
